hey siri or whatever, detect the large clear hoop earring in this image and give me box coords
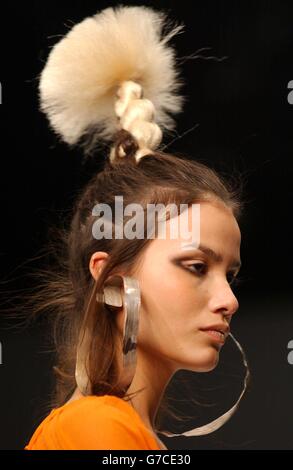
[75,275,141,395]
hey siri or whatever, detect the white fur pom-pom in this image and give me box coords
[39,5,185,151]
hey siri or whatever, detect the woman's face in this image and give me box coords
[133,199,242,373]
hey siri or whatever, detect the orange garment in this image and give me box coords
[25,395,161,450]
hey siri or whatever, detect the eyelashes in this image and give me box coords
[183,262,242,287]
[185,262,207,276]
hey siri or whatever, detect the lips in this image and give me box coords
[199,324,230,343]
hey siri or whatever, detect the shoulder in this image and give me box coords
[25,395,160,450]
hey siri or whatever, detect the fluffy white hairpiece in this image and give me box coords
[39,5,185,151]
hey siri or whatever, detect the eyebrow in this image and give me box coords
[181,243,242,270]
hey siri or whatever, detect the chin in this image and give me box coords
[183,345,220,372]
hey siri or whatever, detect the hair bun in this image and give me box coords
[39,5,185,156]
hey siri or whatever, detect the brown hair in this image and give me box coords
[16,130,244,429]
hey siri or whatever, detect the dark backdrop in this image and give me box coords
[0,0,293,450]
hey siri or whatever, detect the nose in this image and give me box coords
[209,281,239,319]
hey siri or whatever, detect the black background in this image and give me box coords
[0,0,293,450]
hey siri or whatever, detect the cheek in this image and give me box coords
[143,261,182,308]
[139,262,203,335]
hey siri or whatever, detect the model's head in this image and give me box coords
[36,6,245,409]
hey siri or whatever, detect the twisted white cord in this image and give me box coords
[110,81,163,163]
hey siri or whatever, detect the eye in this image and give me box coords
[184,263,207,276]
[181,262,242,288]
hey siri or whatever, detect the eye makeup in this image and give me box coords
[178,242,241,270]
[169,242,241,283]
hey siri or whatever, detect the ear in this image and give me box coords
[89,251,109,281]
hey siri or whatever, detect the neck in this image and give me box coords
[125,350,175,434]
